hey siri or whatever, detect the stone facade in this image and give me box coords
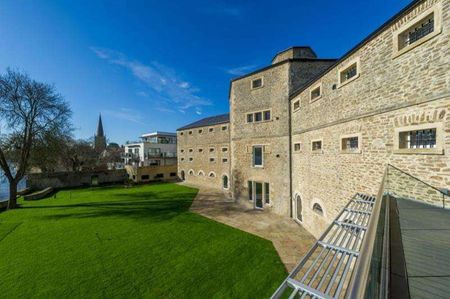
[178,0,450,238]
[290,0,450,236]
[177,120,231,194]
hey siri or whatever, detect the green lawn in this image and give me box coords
[0,183,286,298]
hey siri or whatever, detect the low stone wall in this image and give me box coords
[125,165,178,183]
[27,170,127,190]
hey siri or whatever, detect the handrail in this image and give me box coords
[388,163,447,196]
[346,166,388,298]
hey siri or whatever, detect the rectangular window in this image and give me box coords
[198,129,203,134]
[222,147,228,152]
[398,13,434,51]
[141,175,150,180]
[252,145,263,167]
[247,113,253,123]
[222,126,227,131]
[170,172,177,177]
[222,158,228,163]
[209,127,214,132]
[181,158,185,161]
[180,132,184,136]
[189,157,193,162]
[264,183,270,204]
[399,128,436,149]
[155,173,164,179]
[263,110,271,121]
[188,148,193,153]
[340,62,358,84]
[294,143,301,152]
[188,131,193,135]
[248,181,253,200]
[311,140,322,151]
[198,148,203,153]
[341,135,360,152]
[251,78,263,89]
[255,112,262,122]
[180,149,184,153]
[209,157,215,163]
[310,85,321,101]
[293,100,300,111]
[209,147,215,153]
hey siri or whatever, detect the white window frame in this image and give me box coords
[309,82,322,102]
[251,77,264,90]
[311,138,323,153]
[246,109,272,124]
[394,123,443,155]
[340,133,362,154]
[393,4,442,58]
[338,58,360,88]
[252,145,264,168]
[222,174,230,190]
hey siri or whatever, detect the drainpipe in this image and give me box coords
[288,66,293,219]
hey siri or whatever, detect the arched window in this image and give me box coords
[180,170,185,181]
[188,169,194,176]
[222,175,229,190]
[295,195,302,222]
[313,203,324,216]
[208,172,216,178]
[198,170,204,176]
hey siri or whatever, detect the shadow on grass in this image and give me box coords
[20,191,196,222]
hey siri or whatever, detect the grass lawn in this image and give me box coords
[0,183,286,298]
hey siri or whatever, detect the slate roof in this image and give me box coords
[177,113,230,131]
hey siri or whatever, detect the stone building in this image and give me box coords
[178,0,450,238]
[177,114,231,193]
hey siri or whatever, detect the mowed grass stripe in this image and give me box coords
[0,183,286,298]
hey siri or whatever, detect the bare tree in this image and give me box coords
[0,69,72,209]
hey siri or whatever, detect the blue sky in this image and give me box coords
[0,0,411,144]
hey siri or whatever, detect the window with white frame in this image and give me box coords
[399,13,434,50]
[247,110,271,123]
[252,145,264,167]
[251,78,263,89]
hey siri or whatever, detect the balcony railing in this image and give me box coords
[347,164,449,298]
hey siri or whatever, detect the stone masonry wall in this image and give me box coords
[177,122,231,194]
[290,0,450,237]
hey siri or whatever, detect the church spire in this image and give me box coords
[96,114,104,137]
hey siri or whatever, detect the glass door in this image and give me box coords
[255,182,263,209]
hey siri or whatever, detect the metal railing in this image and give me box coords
[346,164,449,298]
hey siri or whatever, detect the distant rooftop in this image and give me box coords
[140,131,177,138]
[177,113,230,131]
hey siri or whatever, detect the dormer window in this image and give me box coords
[251,78,263,89]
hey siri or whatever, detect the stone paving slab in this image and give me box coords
[188,185,316,271]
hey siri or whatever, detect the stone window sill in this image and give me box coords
[340,149,362,154]
[393,148,444,155]
[310,95,322,103]
[311,150,323,154]
[338,73,360,89]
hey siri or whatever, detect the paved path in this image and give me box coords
[188,186,316,271]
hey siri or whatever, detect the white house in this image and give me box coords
[123,132,177,167]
